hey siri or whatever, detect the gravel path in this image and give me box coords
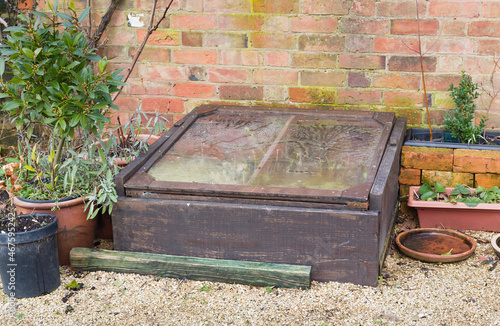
[1,213,499,326]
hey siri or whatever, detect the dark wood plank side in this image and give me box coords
[370,117,407,264]
[70,248,311,289]
[112,197,380,286]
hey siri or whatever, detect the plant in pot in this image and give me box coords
[404,71,498,148]
[0,5,125,264]
[407,181,500,232]
[0,189,60,298]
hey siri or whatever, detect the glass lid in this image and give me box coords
[125,105,395,204]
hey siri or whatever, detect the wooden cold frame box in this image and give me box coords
[113,105,407,286]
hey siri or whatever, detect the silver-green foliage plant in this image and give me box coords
[443,71,487,144]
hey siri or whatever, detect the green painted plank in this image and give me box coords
[70,248,311,289]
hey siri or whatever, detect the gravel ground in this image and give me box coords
[1,212,499,326]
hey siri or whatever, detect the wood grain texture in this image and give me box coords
[70,248,311,289]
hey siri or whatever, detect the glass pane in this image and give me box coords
[147,112,385,191]
[148,112,290,185]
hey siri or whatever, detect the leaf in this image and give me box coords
[421,191,436,201]
[441,248,453,256]
[114,280,125,287]
[434,183,446,193]
[56,12,73,21]
[78,7,91,23]
[0,56,4,77]
[23,165,36,172]
[419,182,432,196]
[22,48,34,59]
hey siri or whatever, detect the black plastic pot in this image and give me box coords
[404,128,500,150]
[0,214,60,298]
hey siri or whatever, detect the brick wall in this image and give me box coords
[46,0,500,127]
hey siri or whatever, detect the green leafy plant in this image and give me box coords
[443,71,487,144]
[65,280,81,290]
[417,182,500,207]
[0,2,125,218]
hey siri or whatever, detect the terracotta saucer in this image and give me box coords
[396,228,476,263]
[492,234,500,259]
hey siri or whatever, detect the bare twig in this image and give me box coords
[112,0,175,102]
[88,0,120,49]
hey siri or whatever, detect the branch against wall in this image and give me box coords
[111,0,175,102]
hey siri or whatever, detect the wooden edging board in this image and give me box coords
[70,248,311,289]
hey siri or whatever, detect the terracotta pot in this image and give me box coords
[492,234,500,259]
[408,186,500,232]
[13,196,96,265]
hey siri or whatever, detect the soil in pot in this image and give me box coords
[0,203,60,298]
[12,196,96,265]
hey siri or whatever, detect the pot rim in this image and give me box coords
[0,214,58,244]
[395,228,476,263]
[13,195,85,210]
[492,234,500,258]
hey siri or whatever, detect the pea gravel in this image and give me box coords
[1,212,499,326]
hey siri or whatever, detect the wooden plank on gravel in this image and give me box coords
[70,248,311,289]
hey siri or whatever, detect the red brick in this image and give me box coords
[384,91,423,107]
[129,47,170,63]
[427,39,473,54]
[340,18,389,35]
[429,1,480,18]
[425,109,447,126]
[264,86,288,102]
[179,0,203,12]
[339,54,386,69]
[207,68,251,83]
[114,96,140,112]
[204,0,251,12]
[372,73,421,89]
[468,21,500,38]
[337,90,382,105]
[425,75,460,91]
[482,2,500,18]
[301,71,345,87]
[219,50,263,66]
[137,0,178,11]
[262,16,289,32]
[376,1,426,17]
[138,65,184,81]
[453,149,500,174]
[302,0,350,15]
[219,85,263,100]
[421,170,474,188]
[475,174,500,188]
[99,45,128,61]
[174,83,217,98]
[477,40,500,56]
[399,168,421,185]
[102,28,136,45]
[289,87,335,104]
[109,110,132,126]
[250,33,297,50]
[401,146,454,170]
[253,0,299,14]
[18,0,34,9]
[205,33,248,48]
[352,0,375,16]
[254,70,298,85]
[345,37,372,53]
[129,80,175,96]
[141,98,185,113]
[219,14,264,31]
[298,35,344,52]
[388,56,437,72]
[181,32,203,47]
[171,14,217,30]
[442,21,467,36]
[265,51,288,67]
[373,37,419,54]
[387,108,422,125]
[137,30,180,46]
[172,49,217,65]
[291,53,337,69]
[391,19,439,35]
[291,17,338,33]
[348,72,370,88]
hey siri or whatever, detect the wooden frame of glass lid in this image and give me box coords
[117,105,398,209]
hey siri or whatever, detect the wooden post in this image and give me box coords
[70,248,311,289]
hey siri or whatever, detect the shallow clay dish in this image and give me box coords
[492,234,500,259]
[396,228,476,263]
